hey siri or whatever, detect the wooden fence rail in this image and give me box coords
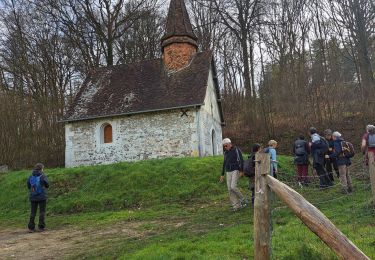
[254,153,370,260]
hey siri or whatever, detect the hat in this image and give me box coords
[332,131,342,138]
[222,138,231,145]
[324,129,332,135]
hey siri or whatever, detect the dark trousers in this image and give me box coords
[325,158,338,180]
[28,200,46,230]
[296,164,309,183]
[314,164,333,188]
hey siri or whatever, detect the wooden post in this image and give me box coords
[254,153,271,260]
[368,152,375,203]
[266,175,370,260]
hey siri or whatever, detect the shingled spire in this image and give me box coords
[161,0,198,71]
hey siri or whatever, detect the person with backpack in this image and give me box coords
[220,138,246,211]
[309,127,333,188]
[243,143,261,205]
[27,163,49,232]
[361,125,375,166]
[324,129,339,181]
[293,135,310,186]
[326,132,353,194]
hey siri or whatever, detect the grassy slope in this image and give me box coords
[0,156,374,259]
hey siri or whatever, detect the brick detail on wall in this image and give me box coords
[163,42,197,71]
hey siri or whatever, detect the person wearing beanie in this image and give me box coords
[27,163,50,232]
[326,132,353,194]
[220,138,246,211]
[309,127,333,188]
[324,129,338,180]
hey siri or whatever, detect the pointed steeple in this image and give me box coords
[161,0,198,71]
[161,0,198,49]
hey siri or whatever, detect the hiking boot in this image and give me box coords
[38,228,46,232]
[28,229,35,233]
[240,199,249,208]
[340,188,349,194]
[232,207,241,212]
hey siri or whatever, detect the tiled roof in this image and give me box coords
[161,0,197,48]
[63,51,223,123]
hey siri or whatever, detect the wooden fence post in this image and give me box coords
[266,175,370,260]
[368,152,375,203]
[254,153,271,260]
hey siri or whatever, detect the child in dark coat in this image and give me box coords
[27,163,49,232]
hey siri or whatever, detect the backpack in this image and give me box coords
[367,134,375,148]
[319,137,329,154]
[29,175,43,196]
[294,140,307,156]
[341,141,355,158]
[243,155,256,178]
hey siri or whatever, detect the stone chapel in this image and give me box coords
[63,0,224,167]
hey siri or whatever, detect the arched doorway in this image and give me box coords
[211,129,217,155]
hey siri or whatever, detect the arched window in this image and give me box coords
[102,124,112,144]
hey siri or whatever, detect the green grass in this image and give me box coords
[0,155,374,259]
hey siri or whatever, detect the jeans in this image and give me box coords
[314,164,333,188]
[28,200,46,230]
[325,158,338,180]
[226,170,244,209]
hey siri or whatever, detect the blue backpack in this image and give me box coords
[29,175,43,196]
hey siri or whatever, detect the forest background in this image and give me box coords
[0,0,374,168]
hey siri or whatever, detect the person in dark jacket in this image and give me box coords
[247,143,261,205]
[327,132,353,194]
[220,138,246,211]
[309,127,333,188]
[293,135,310,185]
[324,129,338,180]
[27,163,49,232]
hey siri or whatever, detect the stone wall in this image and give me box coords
[199,67,223,156]
[65,109,200,167]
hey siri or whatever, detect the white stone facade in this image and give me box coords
[65,68,223,167]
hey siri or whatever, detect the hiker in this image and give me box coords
[27,163,49,232]
[326,132,353,194]
[267,140,278,178]
[243,143,261,205]
[293,135,310,185]
[324,129,338,181]
[361,124,375,166]
[220,138,246,211]
[309,127,333,188]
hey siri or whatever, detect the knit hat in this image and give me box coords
[222,138,231,145]
[332,131,342,138]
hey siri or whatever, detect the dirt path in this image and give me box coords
[0,220,166,260]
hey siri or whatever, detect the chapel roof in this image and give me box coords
[63,51,223,123]
[161,0,198,48]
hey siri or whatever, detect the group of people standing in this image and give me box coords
[220,124,375,212]
[293,127,353,193]
[220,138,278,211]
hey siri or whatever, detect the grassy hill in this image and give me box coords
[0,155,374,259]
